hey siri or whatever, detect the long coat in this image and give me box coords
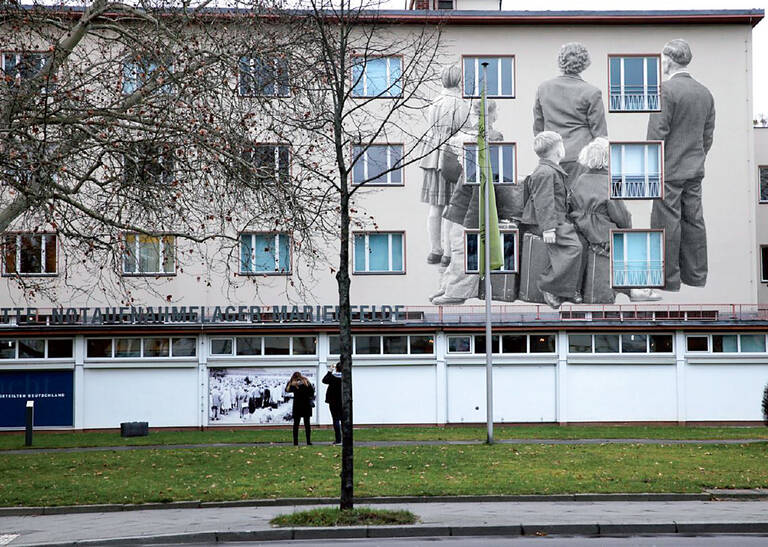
[521,159,569,232]
[287,382,314,418]
[533,75,608,163]
[647,72,715,181]
[568,170,632,249]
[322,371,342,413]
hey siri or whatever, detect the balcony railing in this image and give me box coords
[610,92,660,111]
[611,175,662,198]
[612,260,664,287]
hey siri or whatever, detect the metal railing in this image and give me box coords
[610,92,660,111]
[611,175,661,198]
[612,261,664,288]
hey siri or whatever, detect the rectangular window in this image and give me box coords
[87,339,113,358]
[383,335,407,354]
[122,234,175,275]
[18,339,44,359]
[264,337,290,355]
[608,55,661,112]
[144,338,170,358]
[463,143,516,185]
[530,334,556,353]
[621,334,648,353]
[437,0,454,8]
[1,51,46,88]
[686,336,709,352]
[740,334,766,353]
[712,334,738,353]
[240,233,291,274]
[329,335,341,355]
[409,335,434,354]
[352,56,402,98]
[236,336,262,356]
[210,338,233,355]
[611,231,664,288]
[0,339,14,359]
[171,338,196,357]
[761,246,768,283]
[124,143,174,184]
[760,167,768,204]
[649,334,673,353]
[122,58,173,94]
[239,55,289,97]
[242,144,290,185]
[502,335,527,353]
[473,335,500,354]
[463,56,515,98]
[292,336,317,355]
[3,233,57,275]
[115,338,141,358]
[47,339,73,358]
[353,233,405,274]
[594,334,620,353]
[355,335,381,355]
[448,335,471,353]
[568,334,592,353]
[465,230,518,273]
[351,144,403,185]
[609,142,662,199]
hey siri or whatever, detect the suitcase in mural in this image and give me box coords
[519,232,550,303]
[582,248,615,304]
[479,221,519,302]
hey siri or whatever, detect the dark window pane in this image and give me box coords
[530,334,556,353]
[329,335,340,354]
[621,334,648,353]
[448,336,470,352]
[293,336,316,355]
[686,336,708,352]
[172,337,197,357]
[594,334,620,353]
[0,339,15,359]
[44,234,56,273]
[762,247,768,281]
[264,337,290,355]
[115,338,141,358]
[569,335,592,353]
[19,235,42,273]
[410,335,434,354]
[502,335,526,353]
[740,334,765,352]
[144,338,169,357]
[236,336,262,356]
[47,339,73,358]
[87,338,112,358]
[383,335,407,354]
[649,335,673,353]
[355,336,380,355]
[712,335,738,353]
[474,335,500,354]
[210,338,233,355]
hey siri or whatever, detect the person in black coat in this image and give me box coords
[286,372,314,446]
[322,362,343,444]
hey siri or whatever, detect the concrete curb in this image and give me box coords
[16,522,768,546]
[0,492,731,517]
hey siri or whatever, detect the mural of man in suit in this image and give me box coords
[533,42,608,183]
[647,39,715,293]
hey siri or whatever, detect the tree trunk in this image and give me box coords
[337,177,354,510]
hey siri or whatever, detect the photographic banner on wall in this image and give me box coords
[208,367,316,425]
[0,370,74,428]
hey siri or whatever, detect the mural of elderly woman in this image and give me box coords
[420,64,470,267]
[533,43,608,183]
[568,138,660,303]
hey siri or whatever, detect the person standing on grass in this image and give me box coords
[286,372,315,446]
[322,362,343,444]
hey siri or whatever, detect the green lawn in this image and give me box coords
[1,425,767,451]
[271,507,417,527]
[0,443,766,507]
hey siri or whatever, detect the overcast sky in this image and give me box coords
[380,0,768,118]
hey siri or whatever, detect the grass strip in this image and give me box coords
[1,443,767,507]
[1,425,767,451]
[270,507,417,527]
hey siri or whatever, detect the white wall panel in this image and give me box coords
[566,365,677,422]
[685,364,768,421]
[350,365,437,424]
[447,365,556,423]
[83,368,199,428]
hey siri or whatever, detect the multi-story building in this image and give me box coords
[1,6,767,430]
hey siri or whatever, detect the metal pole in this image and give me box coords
[25,400,34,447]
[481,62,494,445]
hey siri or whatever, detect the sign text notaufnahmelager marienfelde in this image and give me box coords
[1,305,407,325]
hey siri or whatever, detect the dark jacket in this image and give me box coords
[533,75,608,163]
[521,159,569,232]
[647,72,715,181]
[286,381,314,418]
[322,371,342,410]
[568,170,632,247]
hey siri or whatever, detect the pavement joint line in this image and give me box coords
[2,437,767,455]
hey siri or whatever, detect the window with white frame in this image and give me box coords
[353,232,404,273]
[242,144,290,185]
[211,335,316,356]
[463,56,515,98]
[568,333,673,353]
[0,338,73,359]
[352,56,402,98]
[351,144,403,185]
[465,230,518,273]
[608,55,661,112]
[328,334,433,355]
[463,143,516,184]
[609,142,662,198]
[122,234,175,275]
[611,231,664,288]
[240,233,291,274]
[761,246,768,283]
[437,0,454,8]
[124,142,174,184]
[2,233,57,275]
[238,55,290,97]
[86,337,196,358]
[446,334,556,354]
[686,334,767,353]
[759,167,768,204]
[122,57,173,94]
[1,51,48,89]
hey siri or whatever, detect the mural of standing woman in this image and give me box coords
[420,64,470,267]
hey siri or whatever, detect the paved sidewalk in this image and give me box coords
[2,499,768,545]
[3,437,766,455]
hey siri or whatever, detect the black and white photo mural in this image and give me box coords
[208,368,316,425]
[419,39,714,309]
